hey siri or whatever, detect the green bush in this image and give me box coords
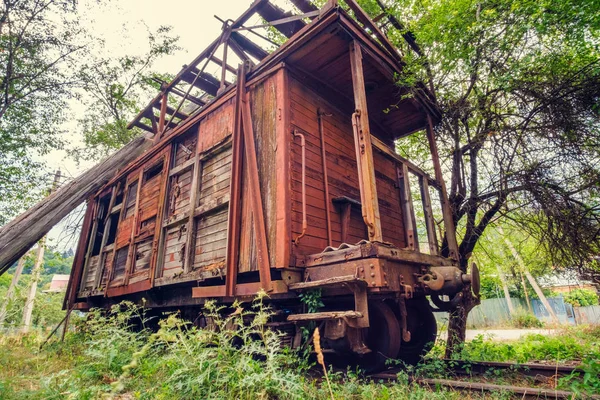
[511,310,544,328]
[563,289,599,307]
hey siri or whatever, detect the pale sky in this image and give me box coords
[45,0,283,250]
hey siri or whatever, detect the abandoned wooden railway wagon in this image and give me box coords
[65,0,478,368]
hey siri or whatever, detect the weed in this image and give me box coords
[510,310,544,328]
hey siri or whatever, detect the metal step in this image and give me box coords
[288,275,367,291]
[287,310,363,322]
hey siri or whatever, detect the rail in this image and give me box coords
[368,359,598,400]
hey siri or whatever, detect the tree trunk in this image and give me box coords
[444,285,478,358]
[0,133,154,275]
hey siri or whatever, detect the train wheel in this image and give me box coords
[397,297,437,365]
[359,301,401,372]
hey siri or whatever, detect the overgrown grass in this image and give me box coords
[426,325,600,395]
[431,325,600,363]
[1,297,598,399]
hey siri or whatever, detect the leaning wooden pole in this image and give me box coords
[22,236,47,332]
[0,133,154,276]
[22,171,61,332]
[0,253,30,326]
[496,264,516,316]
[498,226,560,323]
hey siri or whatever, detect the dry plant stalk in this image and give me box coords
[313,327,334,400]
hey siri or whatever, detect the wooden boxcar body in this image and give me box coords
[65,1,476,366]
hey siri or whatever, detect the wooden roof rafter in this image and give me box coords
[127,0,441,138]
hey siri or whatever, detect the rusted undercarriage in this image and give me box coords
[64,0,479,369]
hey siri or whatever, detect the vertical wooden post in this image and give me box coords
[425,115,459,260]
[349,41,382,242]
[225,63,247,297]
[184,145,201,274]
[157,88,169,140]
[274,69,291,268]
[219,35,230,94]
[0,253,29,326]
[22,170,61,332]
[242,91,273,292]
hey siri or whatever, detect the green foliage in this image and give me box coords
[438,326,600,364]
[510,310,544,328]
[367,0,600,275]
[74,26,180,161]
[560,355,600,396]
[0,0,83,224]
[0,1,180,223]
[563,289,599,307]
[0,248,72,328]
[298,289,324,313]
[0,301,506,399]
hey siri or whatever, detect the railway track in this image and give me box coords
[368,359,599,399]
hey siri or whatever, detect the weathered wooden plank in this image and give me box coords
[225,65,246,297]
[274,68,291,269]
[349,41,382,242]
[194,208,228,270]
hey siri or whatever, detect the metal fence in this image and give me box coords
[433,297,600,328]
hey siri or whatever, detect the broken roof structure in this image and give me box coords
[128,0,440,140]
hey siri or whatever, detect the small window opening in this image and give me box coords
[114,181,125,206]
[144,162,163,183]
[105,213,119,246]
[92,196,110,256]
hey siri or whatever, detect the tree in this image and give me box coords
[368,0,600,354]
[0,0,85,224]
[0,1,179,225]
[73,26,179,161]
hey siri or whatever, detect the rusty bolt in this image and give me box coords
[371,281,376,285]
[370,272,375,277]
[369,264,374,269]
[360,267,364,272]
